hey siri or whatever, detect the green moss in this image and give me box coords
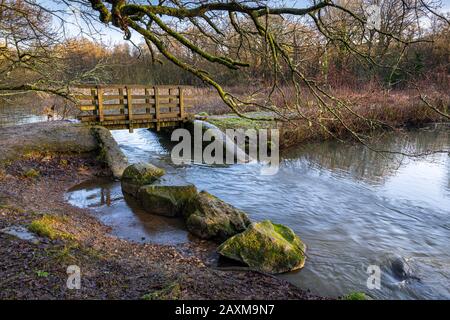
[121,163,166,196]
[96,146,108,163]
[0,159,12,168]
[344,292,367,300]
[0,203,27,214]
[218,220,306,274]
[138,184,198,217]
[45,241,103,264]
[49,244,77,262]
[23,151,44,160]
[184,191,250,241]
[24,168,40,179]
[122,163,165,185]
[208,114,275,131]
[36,270,49,278]
[28,215,74,240]
[142,283,182,300]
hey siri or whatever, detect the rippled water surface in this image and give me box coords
[65,125,450,300]
[0,105,47,127]
[1,103,444,300]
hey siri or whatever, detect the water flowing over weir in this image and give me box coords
[189,120,254,164]
[65,124,450,300]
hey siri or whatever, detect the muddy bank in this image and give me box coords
[0,122,320,299]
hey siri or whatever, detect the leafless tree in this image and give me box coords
[0,0,112,100]
[1,0,449,144]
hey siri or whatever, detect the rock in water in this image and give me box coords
[121,163,165,196]
[138,184,198,217]
[218,220,306,274]
[390,256,418,281]
[184,191,250,241]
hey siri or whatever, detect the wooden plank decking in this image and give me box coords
[74,85,194,132]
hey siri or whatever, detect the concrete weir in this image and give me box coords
[186,120,253,164]
[90,126,129,179]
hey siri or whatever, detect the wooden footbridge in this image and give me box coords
[74,84,194,132]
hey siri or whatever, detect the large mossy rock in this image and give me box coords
[218,220,306,274]
[121,163,165,196]
[138,184,198,217]
[184,191,250,241]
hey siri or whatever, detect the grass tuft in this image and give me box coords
[344,292,367,300]
[23,168,40,179]
[35,270,49,278]
[141,282,182,300]
[28,215,74,240]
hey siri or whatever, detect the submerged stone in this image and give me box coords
[218,220,306,274]
[138,184,198,217]
[184,191,250,241]
[121,163,165,196]
[390,256,419,281]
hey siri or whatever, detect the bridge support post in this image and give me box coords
[97,86,104,122]
[91,88,97,117]
[155,86,160,131]
[118,88,125,115]
[179,87,185,119]
[126,86,134,133]
[145,88,151,116]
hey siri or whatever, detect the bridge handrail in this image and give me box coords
[72,84,193,89]
[74,84,194,132]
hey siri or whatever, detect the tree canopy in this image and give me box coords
[0,0,449,140]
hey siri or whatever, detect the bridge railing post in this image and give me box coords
[91,88,97,117]
[126,86,133,133]
[97,85,104,122]
[118,88,125,115]
[145,88,151,116]
[154,86,160,131]
[169,88,174,113]
[179,87,185,119]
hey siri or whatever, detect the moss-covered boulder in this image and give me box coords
[138,184,198,217]
[184,191,250,241]
[218,220,306,274]
[121,163,165,196]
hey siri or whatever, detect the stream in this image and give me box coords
[1,106,448,299]
[65,124,450,300]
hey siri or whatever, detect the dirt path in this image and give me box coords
[0,122,321,300]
